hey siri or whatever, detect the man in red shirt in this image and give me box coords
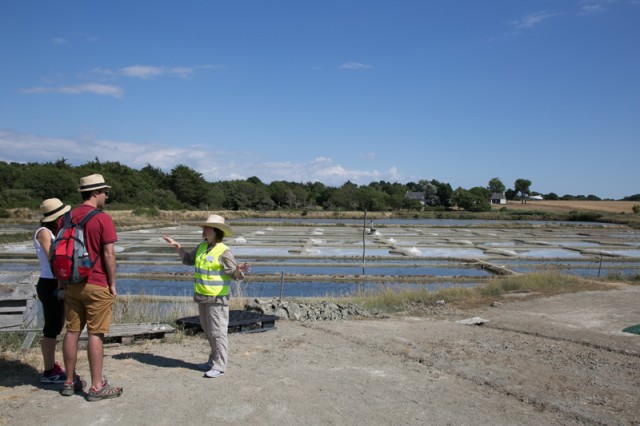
[59,174,123,401]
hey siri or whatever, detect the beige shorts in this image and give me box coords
[64,283,114,334]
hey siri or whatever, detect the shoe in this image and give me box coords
[197,362,211,371]
[204,369,224,378]
[41,362,67,384]
[60,375,86,396]
[87,377,123,402]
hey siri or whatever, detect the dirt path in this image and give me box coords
[2,285,640,425]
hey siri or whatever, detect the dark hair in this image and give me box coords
[214,228,224,242]
[41,220,59,234]
[81,190,93,201]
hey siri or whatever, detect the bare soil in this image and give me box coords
[2,284,639,425]
[493,200,638,214]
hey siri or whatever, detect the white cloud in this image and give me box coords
[578,0,635,15]
[511,11,559,30]
[338,62,373,70]
[51,37,66,44]
[0,131,402,186]
[21,83,123,98]
[93,64,221,80]
[235,158,400,186]
[579,4,605,14]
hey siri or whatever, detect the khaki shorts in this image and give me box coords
[64,283,114,334]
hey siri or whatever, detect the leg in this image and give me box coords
[87,333,104,389]
[208,304,229,372]
[62,331,80,380]
[83,284,118,393]
[36,278,65,371]
[198,302,214,365]
[41,337,58,370]
[61,283,85,382]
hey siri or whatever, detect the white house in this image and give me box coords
[491,192,507,205]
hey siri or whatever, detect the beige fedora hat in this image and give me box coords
[199,214,233,237]
[40,198,71,223]
[78,173,111,192]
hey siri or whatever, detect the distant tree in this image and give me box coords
[431,180,453,208]
[452,188,490,212]
[374,182,408,210]
[586,194,601,201]
[305,181,330,208]
[487,177,506,194]
[623,194,640,202]
[544,192,559,200]
[169,164,209,207]
[269,181,308,209]
[423,183,439,206]
[22,162,77,201]
[247,176,263,185]
[469,186,492,201]
[327,181,359,210]
[514,179,532,204]
[228,177,274,211]
[140,164,170,190]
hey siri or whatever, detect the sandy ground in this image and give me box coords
[1,285,640,426]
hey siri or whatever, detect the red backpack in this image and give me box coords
[50,210,102,284]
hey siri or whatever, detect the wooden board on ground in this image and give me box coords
[79,323,176,347]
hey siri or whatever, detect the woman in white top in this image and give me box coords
[34,198,70,384]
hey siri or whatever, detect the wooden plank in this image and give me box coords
[79,323,176,346]
[21,331,36,350]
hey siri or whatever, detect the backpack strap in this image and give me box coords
[61,211,73,228]
[78,209,102,227]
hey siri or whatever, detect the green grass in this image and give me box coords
[0,331,31,352]
[337,271,607,314]
[604,272,640,284]
[0,231,32,244]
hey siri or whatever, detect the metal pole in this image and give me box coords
[362,210,367,275]
[597,254,603,277]
[279,270,284,302]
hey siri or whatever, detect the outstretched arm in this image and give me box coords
[163,236,185,261]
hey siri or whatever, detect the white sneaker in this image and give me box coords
[204,369,225,378]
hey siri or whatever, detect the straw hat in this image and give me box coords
[78,173,111,192]
[40,198,71,223]
[199,214,233,237]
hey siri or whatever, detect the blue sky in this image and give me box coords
[1,1,638,199]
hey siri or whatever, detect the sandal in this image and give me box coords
[86,377,123,402]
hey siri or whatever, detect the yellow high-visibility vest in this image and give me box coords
[193,242,230,297]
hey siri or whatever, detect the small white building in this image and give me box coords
[491,192,507,205]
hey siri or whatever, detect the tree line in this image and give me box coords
[0,159,634,213]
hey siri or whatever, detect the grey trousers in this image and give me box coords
[198,302,229,372]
